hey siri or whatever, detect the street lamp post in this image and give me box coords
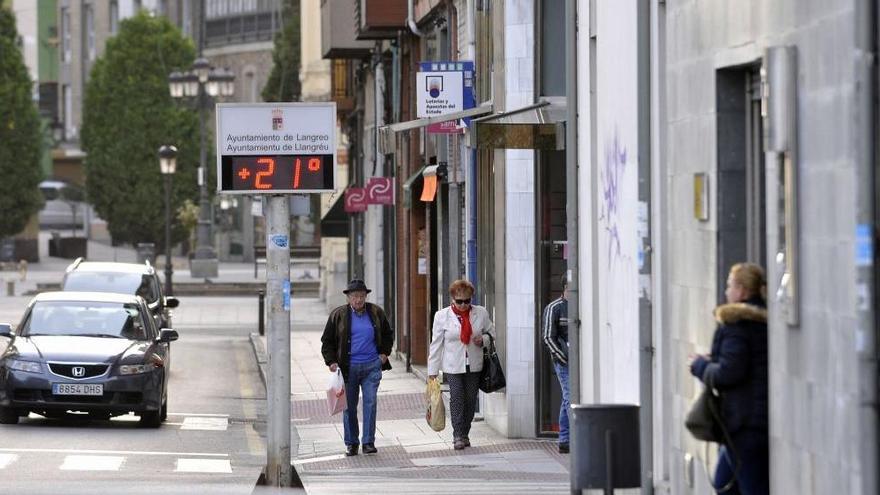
[168,58,235,279]
[158,145,178,296]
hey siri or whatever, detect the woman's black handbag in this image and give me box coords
[684,379,722,443]
[685,371,741,492]
[479,335,506,393]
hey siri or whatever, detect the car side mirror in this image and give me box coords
[0,323,12,338]
[164,296,180,309]
[158,328,179,343]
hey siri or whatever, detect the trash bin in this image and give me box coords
[570,404,641,492]
[136,242,156,265]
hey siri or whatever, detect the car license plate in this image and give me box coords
[52,383,103,396]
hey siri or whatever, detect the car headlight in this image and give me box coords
[6,359,42,374]
[118,364,151,375]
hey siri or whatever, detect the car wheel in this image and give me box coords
[139,410,162,428]
[160,399,167,422]
[0,406,19,425]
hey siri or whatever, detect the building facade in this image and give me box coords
[321,0,880,493]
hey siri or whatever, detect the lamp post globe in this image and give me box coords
[158,145,177,296]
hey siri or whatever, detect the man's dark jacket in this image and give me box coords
[690,297,768,436]
[321,302,393,380]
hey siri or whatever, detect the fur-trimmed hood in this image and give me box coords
[714,302,767,325]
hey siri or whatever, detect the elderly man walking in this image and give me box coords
[321,279,393,456]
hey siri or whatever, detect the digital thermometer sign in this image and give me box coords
[221,155,334,191]
[216,102,336,194]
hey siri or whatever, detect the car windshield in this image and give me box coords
[63,272,159,304]
[23,301,149,340]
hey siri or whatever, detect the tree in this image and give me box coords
[0,7,44,238]
[262,0,301,102]
[81,12,200,248]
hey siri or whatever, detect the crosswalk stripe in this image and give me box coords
[60,455,125,471]
[181,416,229,431]
[0,447,227,457]
[175,458,232,473]
[169,412,230,417]
[0,454,17,469]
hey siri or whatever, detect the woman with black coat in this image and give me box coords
[690,262,769,495]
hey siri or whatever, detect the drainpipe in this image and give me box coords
[565,0,580,408]
[637,0,654,492]
[407,0,423,37]
[466,0,476,61]
[855,0,878,493]
[373,47,386,307]
[465,0,478,297]
[391,36,401,367]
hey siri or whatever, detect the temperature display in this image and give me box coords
[220,155,334,193]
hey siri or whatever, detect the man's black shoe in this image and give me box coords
[558,442,569,454]
[362,443,378,454]
[345,445,359,456]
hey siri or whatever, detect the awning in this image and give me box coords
[471,100,566,150]
[320,193,348,238]
[402,165,427,209]
[378,104,494,154]
[420,165,439,202]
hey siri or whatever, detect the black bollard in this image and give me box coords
[258,289,265,336]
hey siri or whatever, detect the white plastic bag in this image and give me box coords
[326,369,347,416]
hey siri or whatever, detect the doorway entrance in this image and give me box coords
[716,66,768,296]
[535,150,567,437]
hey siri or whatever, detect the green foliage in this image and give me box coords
[262,0,301,102]
[0,7,44,238]
[81,12,200,247]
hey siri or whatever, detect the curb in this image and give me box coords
[249,332,269,389]
[248,332,307,491]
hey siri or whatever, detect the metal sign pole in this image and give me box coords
[265,195,291,486]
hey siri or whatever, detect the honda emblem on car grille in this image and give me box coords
[72,366,86,377]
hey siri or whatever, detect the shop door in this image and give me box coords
[716,66,767,299]
[536,150,567,437]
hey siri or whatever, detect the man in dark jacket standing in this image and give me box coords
[542,275,569,454]
[321,279,393,457]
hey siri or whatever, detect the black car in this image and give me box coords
[62,258,179,329]
[0,291,178,427]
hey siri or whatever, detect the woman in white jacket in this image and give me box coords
[427,279,496,450]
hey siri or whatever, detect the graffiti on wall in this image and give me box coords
[597,127,641,402]
[600,129,628,269]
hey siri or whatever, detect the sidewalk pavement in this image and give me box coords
[250,299,571,494]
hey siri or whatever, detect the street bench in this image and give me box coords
[253,245,321,278]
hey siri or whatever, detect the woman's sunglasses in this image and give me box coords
[454,298,471,305]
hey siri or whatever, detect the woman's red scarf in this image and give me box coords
[451,304,472,345]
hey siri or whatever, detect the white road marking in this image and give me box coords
[0,447,227,457]
[175,458,232,473]
[181,416,229,431]
[169,413,230,418]
[60,455,125,471]
[293,453,346,465]
[0,454,18,469]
